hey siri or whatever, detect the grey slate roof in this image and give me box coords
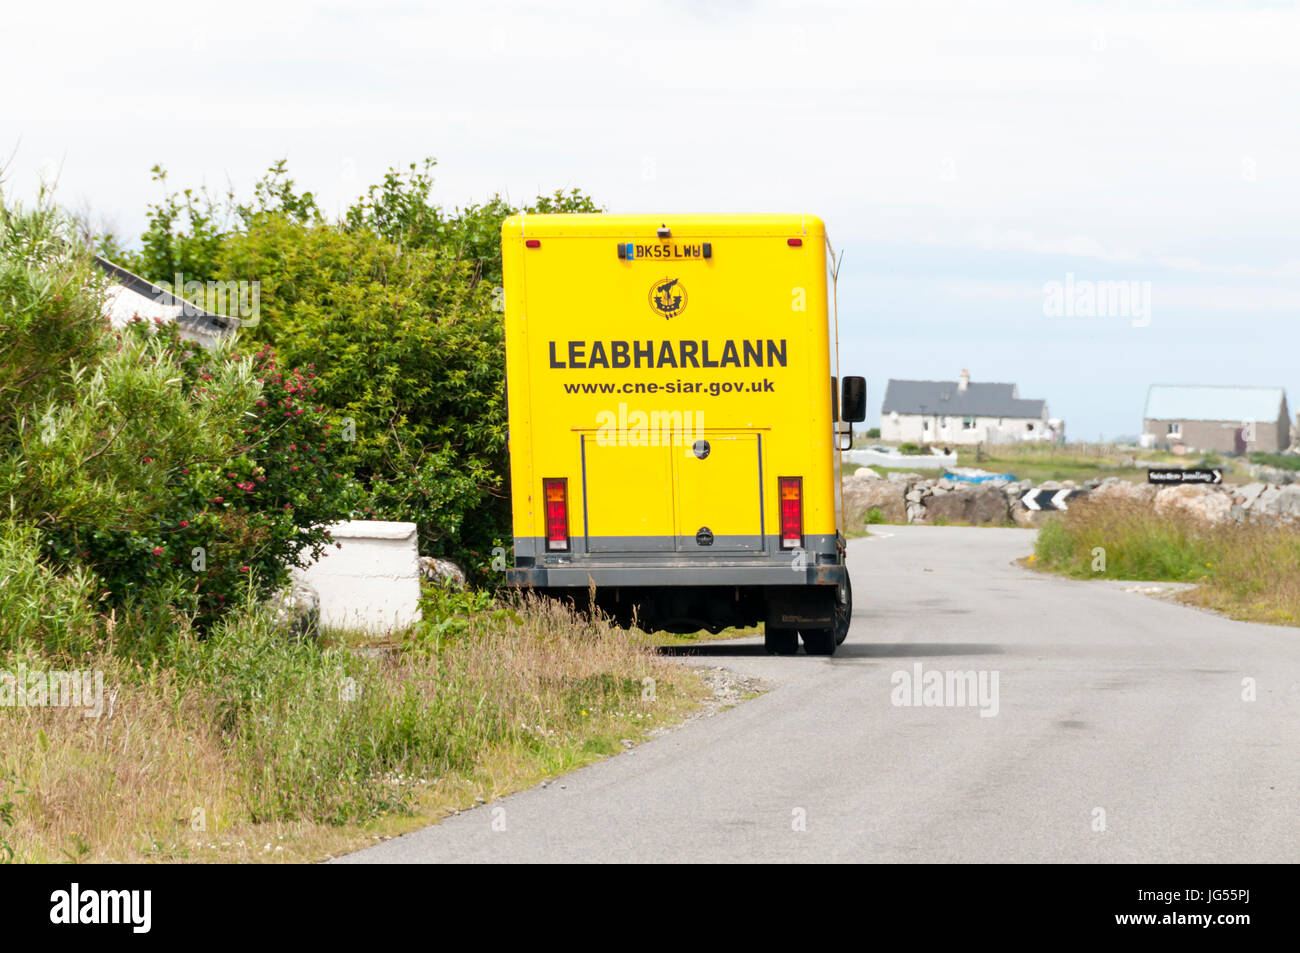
[882,379,1046,419]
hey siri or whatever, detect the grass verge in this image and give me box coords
[0,593,703,863]
[1031,499,1300,626]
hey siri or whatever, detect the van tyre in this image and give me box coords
[764,627,799,655]
[835,574,852,646]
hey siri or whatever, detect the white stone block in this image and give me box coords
[292,520,422,634]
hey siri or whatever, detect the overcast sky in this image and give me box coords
[4,0,1298,438]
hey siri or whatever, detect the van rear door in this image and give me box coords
[580,437,674,552]
[673,431,764,552]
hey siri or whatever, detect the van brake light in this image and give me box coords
[779,477,803,549]
[543,478,569,551]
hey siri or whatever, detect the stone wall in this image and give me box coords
[842,469,1024,527]
[842,469,1300,530]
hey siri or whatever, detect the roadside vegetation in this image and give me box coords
[0,592,696,863]
[1032,499,1300,626]
[0,170,702,863]
[956,444,1157,484]
[96,158,598,577]
[1248,451,1300,472]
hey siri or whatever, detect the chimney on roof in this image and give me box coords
[958,368,970,392]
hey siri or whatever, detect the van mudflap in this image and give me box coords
[765,585,836,631]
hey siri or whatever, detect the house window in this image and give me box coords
[940,417,948,428]
[922,418,930,431]
[962,417,975,430]
[1026,422,1035,431]
[1167,422,1181,438]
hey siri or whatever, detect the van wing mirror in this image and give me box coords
[841,376,867,423]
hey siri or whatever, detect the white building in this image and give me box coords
[879,370,1060,446]
[95,256,235,348]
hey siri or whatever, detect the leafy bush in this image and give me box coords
[145,334,359,626]
[0,522,100,656]
[342,158,598,287]
[217,215,504,568]
[0,194,111,439]
[2,324,354,632]
[0,195,354,636]
[111,159,599,577]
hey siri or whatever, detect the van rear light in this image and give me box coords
[543,478,569,551]
[779,476,803,549]
[787,238,803,247]
[525,239,541,248]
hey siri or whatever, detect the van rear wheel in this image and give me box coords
[764,627,799,655]
[835,575,852,646]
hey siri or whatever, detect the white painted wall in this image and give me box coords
[880,412,1051,446]
[843,448,957,470]
[292,520,423,634]
[102,282,222,347]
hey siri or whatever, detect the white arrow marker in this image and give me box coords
[1021,489,1074,511]
[1213,469,1223,484]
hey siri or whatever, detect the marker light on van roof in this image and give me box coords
[526,239,541,248]
[787,238,802,246]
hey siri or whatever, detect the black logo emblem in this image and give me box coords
[648,277,687,319]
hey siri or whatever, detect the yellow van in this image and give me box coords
[501,214,865,655]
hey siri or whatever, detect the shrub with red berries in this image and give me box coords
[39,325,358,630]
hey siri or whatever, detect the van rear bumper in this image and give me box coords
[508,532,845,588]
[506,562,845,588]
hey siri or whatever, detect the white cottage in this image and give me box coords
[880,370,1059,446]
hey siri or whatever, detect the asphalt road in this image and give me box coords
[337,525,1300,863]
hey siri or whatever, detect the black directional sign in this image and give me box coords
[1021,488,1082,511]
[1147,468,1222,485]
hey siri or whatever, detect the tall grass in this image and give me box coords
[0,593,689,861]
[1034,499,1300,625]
